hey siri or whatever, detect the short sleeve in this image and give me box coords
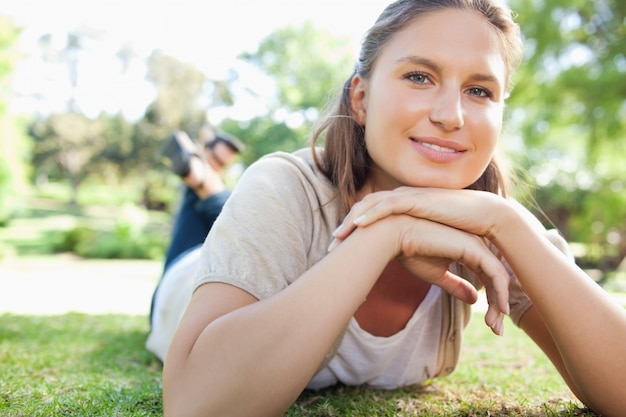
[193,151,340,300]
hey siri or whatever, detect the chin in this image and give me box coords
[404,177,469,190]
[406,168,484,190]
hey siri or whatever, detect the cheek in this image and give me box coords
[365,85,414,133]
[475,107,503,149]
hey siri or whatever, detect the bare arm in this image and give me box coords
[517,305,583,400]
[491,207,626,415]
[335,187,626,416]
[163,215,511,417]
[164,233,387,417]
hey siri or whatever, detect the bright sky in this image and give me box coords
[3,0,391,121]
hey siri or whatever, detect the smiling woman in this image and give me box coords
[142,1,626,416]
[347,9,507,191]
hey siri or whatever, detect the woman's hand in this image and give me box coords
[330,187,513,334]
[333,187,506,241]
[331,213,511,335]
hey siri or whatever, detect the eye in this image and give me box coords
[405,71,431,85]
[467,87,491,98]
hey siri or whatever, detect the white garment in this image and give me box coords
[146,247,201,361]
[308,286,442,390]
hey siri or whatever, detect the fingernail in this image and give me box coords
[490,312,504,335]
[496,313,504,336]
[332,224,344,237]
[354,215,366,226]
[327,238,339,252]
[505,303,510,315]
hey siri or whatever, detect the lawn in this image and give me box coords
[0,312,596,417]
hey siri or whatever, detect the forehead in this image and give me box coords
[377,8,507,81]
[213,141,236,154]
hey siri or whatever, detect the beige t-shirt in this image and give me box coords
[194,148,564,383]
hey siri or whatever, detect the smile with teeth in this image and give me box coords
[417,141,458,153]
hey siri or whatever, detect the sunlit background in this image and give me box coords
[4,0,390,121]
[0,0,625,310]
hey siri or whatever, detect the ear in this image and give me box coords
[349,74,367,126]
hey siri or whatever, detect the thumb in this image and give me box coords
[436,270,478,305]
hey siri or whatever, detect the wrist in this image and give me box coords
[350,215,403,262]
[487,197,532,248]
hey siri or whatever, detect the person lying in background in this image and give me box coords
[146,127,244,358]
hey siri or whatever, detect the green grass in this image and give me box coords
[0,312,595,417]
[0,314,162,417]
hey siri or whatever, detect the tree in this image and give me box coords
[29,113,106,205]
[0,15,27,224]
[509,0,625,161]
[142,50,208,132]
[506,0,626,275]
[132,50,236,209]
[229,21,356,164]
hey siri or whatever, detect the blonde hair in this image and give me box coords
[311,0,523,210]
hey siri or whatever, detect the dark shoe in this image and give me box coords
[160,131,199,177]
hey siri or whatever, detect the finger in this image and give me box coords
[480,258,509,336]
[480,252,511,315]
[353,188,419,228]
[459,234,511,315]
[435,270,479,305]
[484,304,505,336]
[459,246,510,312]
[333,191,394,239]
[455,255,510,337]
[481,274,510,316]
[399,217,511,304]
[332,221,356,240]
[353,187,503,239]
[327,237,340,252]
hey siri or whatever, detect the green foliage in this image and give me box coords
[220,116,309,165]
[0,16,26,223]
[0,156,11,225]
[0,184,171,259]
[230,21,355,160]
[505,0,626,269]
[56,206,167,260]
[144,50,208,131]
[29,113,108,204]
[241,21,354,113]
[25,43,216,210]
[509,0,625,164]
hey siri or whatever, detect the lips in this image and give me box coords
[410,136,466,162]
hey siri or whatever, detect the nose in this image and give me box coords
[429,87,464,131]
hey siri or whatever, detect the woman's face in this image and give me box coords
[351,9,507,192]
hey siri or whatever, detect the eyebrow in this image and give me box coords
[396,55,501,84]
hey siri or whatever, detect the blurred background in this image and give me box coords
[0,0,624,289]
